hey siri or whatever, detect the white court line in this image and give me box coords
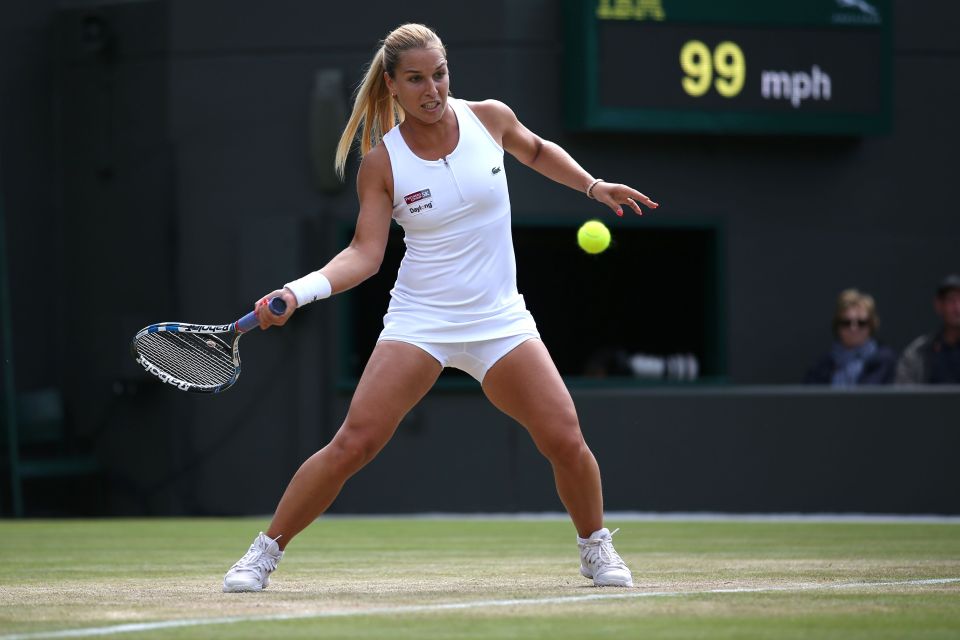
[2,578,957,640]
[329,511,960,524]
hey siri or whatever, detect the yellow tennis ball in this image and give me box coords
[577,220,611,254]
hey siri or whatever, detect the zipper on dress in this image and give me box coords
[442,156,466,203]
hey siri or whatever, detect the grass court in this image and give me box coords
[1,516,958,639]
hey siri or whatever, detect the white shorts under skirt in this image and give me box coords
[378,332,541,383]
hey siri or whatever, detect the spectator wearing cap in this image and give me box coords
[804,288,897,386]
[895,274,960,384]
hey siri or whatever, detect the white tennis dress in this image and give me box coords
[379,98,538,346]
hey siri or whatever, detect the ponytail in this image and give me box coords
[334,24,446,180]
[334,47,403,179]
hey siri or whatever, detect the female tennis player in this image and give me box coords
[223,23,658,592]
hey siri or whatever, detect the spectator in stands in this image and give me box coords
[895,274,960,384]
[804,288,897,386]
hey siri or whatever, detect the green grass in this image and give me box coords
[0,517,958,639]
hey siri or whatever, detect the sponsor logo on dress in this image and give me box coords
[404,188,434,215]
[404,189,432,204]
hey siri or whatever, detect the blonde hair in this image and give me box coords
[334,24,446,179]
[833,288,880,336]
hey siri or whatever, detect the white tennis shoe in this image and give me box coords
[222,532,283,592]
[578,527,634,587]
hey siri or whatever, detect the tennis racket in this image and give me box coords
[130,297,287,393]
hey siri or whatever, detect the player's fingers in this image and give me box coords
[598,196,624,217]
[255,293,288,330]
[256,297,272,330]
[630,190,659,209]
[601,183,659,216]
[625,197,643,216]
[611,183,656,208]
[271,290,296,327]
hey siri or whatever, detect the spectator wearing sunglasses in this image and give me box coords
[804,289,897,386]
[895,274,960,384]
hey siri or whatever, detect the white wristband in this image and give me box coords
[284,271,332,306]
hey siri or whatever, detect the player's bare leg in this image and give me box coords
[267,341,442,544]
[481,339,602,536]
[482,338,632,587]
[223,341,441,592]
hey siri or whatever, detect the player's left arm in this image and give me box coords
[469,99,658,216]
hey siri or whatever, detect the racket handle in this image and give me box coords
[236,297,288,333]
[268,297,288,315]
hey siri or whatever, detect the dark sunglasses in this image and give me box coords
[838,318,870,328]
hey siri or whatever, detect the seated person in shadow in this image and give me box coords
[804,289,897,386]
[895,273,960,384]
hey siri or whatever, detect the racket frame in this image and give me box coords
[131,298,286,393]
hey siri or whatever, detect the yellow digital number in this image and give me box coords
[680,40,712,97]
[680,40,746,99]
[713,41,745,97]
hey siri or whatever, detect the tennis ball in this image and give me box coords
[577,220,611,254]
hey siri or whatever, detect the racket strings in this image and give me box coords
[135,331,237,387]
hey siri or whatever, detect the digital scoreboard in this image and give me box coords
[563,0,892,135]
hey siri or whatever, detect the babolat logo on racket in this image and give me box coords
[180,324,233,333]
[403,188,434,215]
[136,356,191,391]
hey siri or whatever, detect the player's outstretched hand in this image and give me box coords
[593,182,659,217]
[255,288,297,330]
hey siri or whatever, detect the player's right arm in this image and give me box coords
[256,144,395,328]
[315,144,395,293]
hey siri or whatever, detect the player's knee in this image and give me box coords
[536,423,589,468]
[328,427,385,474]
